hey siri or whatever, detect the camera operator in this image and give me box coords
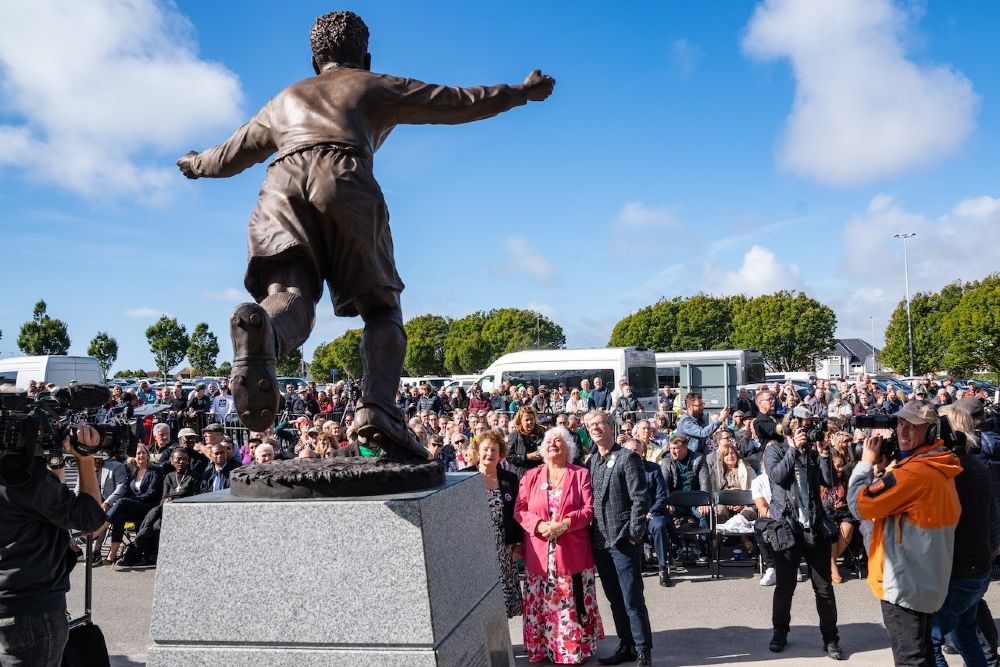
[0,426,107,666]
[764,407,842,660]
[847,400,962,666]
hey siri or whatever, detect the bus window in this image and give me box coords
[627,366,658,399]
[746,360,766,384]
[479,375,496,394]
[657,367,680,389]
[501,369,614,392]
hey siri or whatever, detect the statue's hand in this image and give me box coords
[177,151,200,179]
[523,69,555,102]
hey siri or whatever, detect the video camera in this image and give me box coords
[852,412,966,461]
[0,384,136,468]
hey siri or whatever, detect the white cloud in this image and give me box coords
[202,287,245,302]
[613,202,677,231]
[670,39,703,78]
[0,0,244,200]
[742,0,978,185]
[842,194,1000,291]
[125,307,163,318]
[504,237,555,283]
[717,245,804,296]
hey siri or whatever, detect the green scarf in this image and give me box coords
[358,443,382,458]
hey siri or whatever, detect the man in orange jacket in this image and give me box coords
[848,400,962,666]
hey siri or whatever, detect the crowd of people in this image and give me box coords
[37,371,1000,665]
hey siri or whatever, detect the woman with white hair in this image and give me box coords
[515,426,603,663]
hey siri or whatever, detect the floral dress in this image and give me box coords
[488,488,523,618]
[522,488,603,664]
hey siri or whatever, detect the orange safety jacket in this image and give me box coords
[847,440,961,613]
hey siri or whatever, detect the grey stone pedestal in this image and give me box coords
[146,473,513,666]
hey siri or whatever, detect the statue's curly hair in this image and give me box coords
[310,11,369,66]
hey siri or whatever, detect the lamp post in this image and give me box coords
[894,233,916,377]
[869,316,876,374]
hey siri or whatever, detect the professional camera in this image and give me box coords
[0,384,135,467]
[851,414,899,461]
[806,419,828,444]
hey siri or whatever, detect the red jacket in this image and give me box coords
[515,464,595,577]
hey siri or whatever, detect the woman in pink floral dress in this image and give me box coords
[515,426,603,664]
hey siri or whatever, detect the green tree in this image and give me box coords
[216,361,232,377]
[311,342,338,381]
[443,309,565,374]
[444,312,490,374]
[673,294,734,351]
[87,332,119,381]
[17,299,71,355]
[186,323,220,377]
[942,275,1000,381]
[276,349,304,377]
[607,298,680,350]
[330,329,364,378]
[879,282,964,375]
[730,291,836,371]
[404,314,451,376]
[145,316,189,380]
[113,369,147,379]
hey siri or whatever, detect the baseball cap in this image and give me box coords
[178,427,198,439]
[203,423,224,433]
[195,383,206,391]
[792,405,812,420]
[894,400,939,426]
[307,427,320,435]
[732,410,745,417]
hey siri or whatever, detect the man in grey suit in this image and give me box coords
[585,410,653,666]
[75,456,127,562]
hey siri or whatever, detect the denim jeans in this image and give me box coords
[593,540,653,652]
[0,609,68,667]
[932,572,992,667]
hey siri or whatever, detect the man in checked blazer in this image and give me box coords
[585,409,653,666]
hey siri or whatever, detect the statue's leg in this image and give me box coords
[231,260,318,431]
[352,289,429,462]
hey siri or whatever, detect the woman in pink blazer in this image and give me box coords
[515,426,604,664]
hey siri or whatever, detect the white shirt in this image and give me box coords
[751,472,771,504]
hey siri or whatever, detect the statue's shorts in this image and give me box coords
[243,145,405,318]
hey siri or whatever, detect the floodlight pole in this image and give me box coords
[894,233,916,377]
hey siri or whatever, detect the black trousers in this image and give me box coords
[881,599,934,666]
[135,504,165,561]
[772,537,838,642]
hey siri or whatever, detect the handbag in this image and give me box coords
[755,517,797,552]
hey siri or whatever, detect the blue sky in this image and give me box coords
[1,0,999,373]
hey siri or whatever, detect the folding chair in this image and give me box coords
[713,489,763,577]
[666,490,717,579]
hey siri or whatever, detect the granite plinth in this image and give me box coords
[146,473,513,667]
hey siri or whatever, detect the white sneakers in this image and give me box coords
[760,567,776,586]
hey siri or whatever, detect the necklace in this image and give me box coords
[548,468,567,488]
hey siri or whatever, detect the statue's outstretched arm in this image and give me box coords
[177,109,276,180]
[393,69,554,126]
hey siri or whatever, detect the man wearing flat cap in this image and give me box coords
[848,400,962,666]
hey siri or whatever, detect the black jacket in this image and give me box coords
[187,395,211,412]
[200,460,239,493]
[764,440,834,528]
[158,444,209,478]
[589,386,613,411]
[118,466,165,507]
[952,452,1000,578]
[0,458,107,614]
[660,450,711,495]
[460,466,522,545]
[506,426,546,478]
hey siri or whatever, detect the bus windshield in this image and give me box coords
[627,366,658,399]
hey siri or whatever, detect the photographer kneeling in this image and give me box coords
[0,425,107,666]
[848,401,962,666]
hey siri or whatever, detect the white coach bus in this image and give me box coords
[475,347,659,413]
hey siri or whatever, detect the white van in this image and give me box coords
[475,347,659,413]
[0,355,103,388]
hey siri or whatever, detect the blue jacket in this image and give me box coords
[676,413,723,454]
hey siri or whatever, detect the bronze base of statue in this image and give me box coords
[229,457,446,499]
